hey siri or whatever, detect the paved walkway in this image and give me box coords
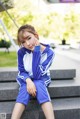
[54,47,80,62]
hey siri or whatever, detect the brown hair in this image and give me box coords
[17,24,39,46]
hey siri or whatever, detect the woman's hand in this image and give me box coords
[34,39,46,52]
[34,38,40,46]
[26,78,36,97]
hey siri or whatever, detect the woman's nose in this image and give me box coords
[26,40,30,45]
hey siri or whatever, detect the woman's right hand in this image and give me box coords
[26,78,36,97]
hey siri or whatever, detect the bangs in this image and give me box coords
[18,29,36,43]
[18,30,27,43]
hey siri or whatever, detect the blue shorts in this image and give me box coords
[16,79,51,106]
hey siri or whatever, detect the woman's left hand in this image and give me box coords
[35,39,40,46]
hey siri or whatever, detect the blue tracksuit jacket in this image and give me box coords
[17,44,55,86]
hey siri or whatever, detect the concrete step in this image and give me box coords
[0,97,80,119]
[50,69,76,80]
[49,79,80,98]
[0,82,19,101]
[0,79,80,101]
[39,97,80,119]
[0,69,76,82]
[0,71,17,82]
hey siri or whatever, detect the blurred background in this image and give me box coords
[0,0,80,67]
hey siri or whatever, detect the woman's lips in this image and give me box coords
[29,45,34,49]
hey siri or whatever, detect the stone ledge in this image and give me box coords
[0,80,80,101]
[0,69,76,82]
[0,97,80,119]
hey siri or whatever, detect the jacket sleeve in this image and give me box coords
[32,45,55,80]
[17,49,30,82]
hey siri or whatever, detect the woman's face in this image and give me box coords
[19,31,39,51]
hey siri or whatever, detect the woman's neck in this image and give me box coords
[40,44,46,52]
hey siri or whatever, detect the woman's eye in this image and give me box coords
[22,41,25,44]
[28,37,31,40]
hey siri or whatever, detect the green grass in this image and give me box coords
[0,51,17,67]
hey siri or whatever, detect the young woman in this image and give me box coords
[11,24,55,119]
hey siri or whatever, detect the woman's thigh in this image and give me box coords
[34,80,51,104]
[16,84,30,106]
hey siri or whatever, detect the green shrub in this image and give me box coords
[0,39,11,49]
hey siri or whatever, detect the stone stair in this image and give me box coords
[0,68,80,119]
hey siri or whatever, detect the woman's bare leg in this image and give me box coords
[11,103,25,119]
[41,101,55,119]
